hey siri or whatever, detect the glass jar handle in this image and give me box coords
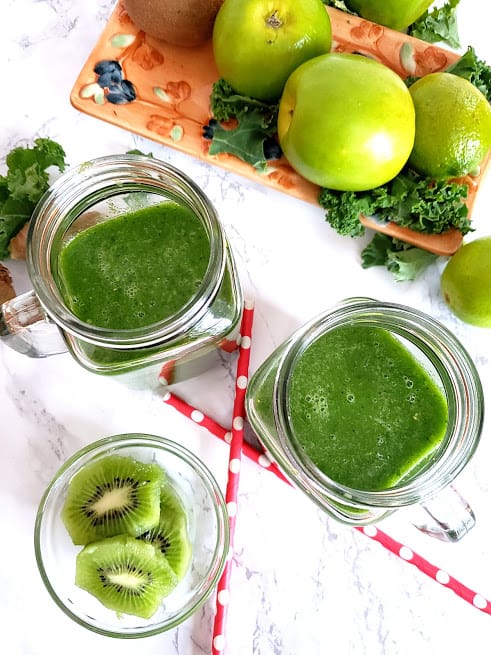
[1,290,67,357]
[409,484,475,542]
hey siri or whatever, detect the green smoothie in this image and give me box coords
[58,202,210,330]
[288,325,448,491]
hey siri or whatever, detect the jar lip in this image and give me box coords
[27,154,226,348]
[273,297,484,509]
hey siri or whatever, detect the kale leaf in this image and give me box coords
[445,46,491,101]
[408,0,461,49]
[0,138,67,259]
[319,168,471,239]
[207,79,279,171]
[207,109,278,172]
[361,234,438,282]
[210,78,278,123]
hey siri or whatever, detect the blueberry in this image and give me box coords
[97,70,123,88]
[106,80,136,104]
[94,60,122,76]
[202,119,218,139]
[119,79,136,101]
[263,137,282,160]
[105,91,127,104]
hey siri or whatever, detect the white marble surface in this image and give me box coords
[2,1,491,653]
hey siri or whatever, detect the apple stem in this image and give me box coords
[266,9,282,30]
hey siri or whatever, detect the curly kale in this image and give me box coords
[408,0,461,49]
[446,46,491,102]
[210,78,278,124]
[0,137,67,259]
[319,168,471,239]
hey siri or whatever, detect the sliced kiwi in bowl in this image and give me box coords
[75,534,178,619]
[137,485,192,580]
[61,454,164,545]
[35,433,230,637]
[59,451,194,619]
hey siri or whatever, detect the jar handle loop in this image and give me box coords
[1,290,67,357]
[409,484,475,542]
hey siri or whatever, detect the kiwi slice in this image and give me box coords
[62,454,164,545]
[75,534,178,619]
[138,485,192,580]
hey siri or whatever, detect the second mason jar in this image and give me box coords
[245,298,484,542]
[0,154,243,386]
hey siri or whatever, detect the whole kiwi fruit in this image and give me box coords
[124,0,224,47]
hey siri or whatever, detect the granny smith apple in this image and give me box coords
[212,0,332,102]
[345,0,434,31]
[277,52,415,191]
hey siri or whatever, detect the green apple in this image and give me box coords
[277,53,415,191]
[345,0,434,31]
[212,0,332,102]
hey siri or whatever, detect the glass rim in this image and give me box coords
[273,297,484,509]
[34,433,230,638]
[27,154,226,349]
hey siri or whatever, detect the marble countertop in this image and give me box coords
[2,1,491,653]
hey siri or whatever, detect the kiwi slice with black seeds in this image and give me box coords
[138,485,192,580]
[62,454,164,545]
[75,534,178,619]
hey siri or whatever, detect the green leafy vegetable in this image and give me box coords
[361,233,438,281]
[207,110,277,172]
[210,78,278,123]
[408,0,460,49]
[445,46,491,101]
[319,168,471,239]
[207,79,279,171]
[0,138,67,259]
[316,189,369,238]
[126,148,154,157]
[322,0,355,13]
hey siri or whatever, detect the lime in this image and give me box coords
[441,236,491,328]
[408,72,491,180]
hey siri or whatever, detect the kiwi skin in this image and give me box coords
[124,0,224,47]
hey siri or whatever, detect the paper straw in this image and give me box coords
[355,525,491,615]
[210,299,255,654]
[163,391,491,618]
[162,391,290,485]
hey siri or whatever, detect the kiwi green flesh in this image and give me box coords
[138,486,192,580]
[62,455,164,545]
[75,534,178,619]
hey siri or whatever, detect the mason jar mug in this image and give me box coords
[0,154,243,387]
[245,298,484,542]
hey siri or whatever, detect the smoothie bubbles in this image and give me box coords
[0,154,243,386]
[245,298,484,542]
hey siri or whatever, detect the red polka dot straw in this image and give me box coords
[213,299,254,653]
[162,391,290,484]
[162,307,491,622]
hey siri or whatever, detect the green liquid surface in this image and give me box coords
[288,325,448,491]
[58,202,210,330]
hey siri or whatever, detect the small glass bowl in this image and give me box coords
[34,433,229,638]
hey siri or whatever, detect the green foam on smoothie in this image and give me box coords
[288,325,448,491]
[57,202,210,330]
